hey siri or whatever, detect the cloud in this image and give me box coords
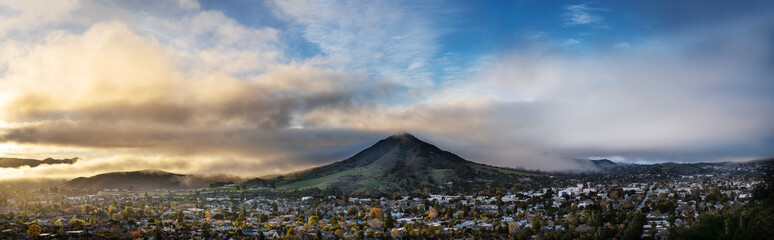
[562,3,605,26]
[269,0,446,87]
[0,6,394,178]
[562,38,581,46]
[0,0,80,38]
[0,20,386,138]
[300,15,774,168]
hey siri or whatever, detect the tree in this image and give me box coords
[26,223,41,238]
[384,211,395,229]
[81,205,90,215]
[202,221,211,238]
[623,213,645,240]
[354,229,365,238]
[107,205,117,215]
[427,208,439,219]
[235,211,246,229]
[368,218,384,229]
[391,228,404,238]
[509,221,520,235]
[177,210,185,223]
[308,215,320,226]
[259,213,269,223]
[155,223,163,240]
[531,216,543,232]
[347,206,358,216]
[69,219,84,229]
[369,207,384,219]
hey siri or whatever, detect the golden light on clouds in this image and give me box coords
[0,19,389,179]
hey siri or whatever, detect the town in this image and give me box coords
[1,161,770,239]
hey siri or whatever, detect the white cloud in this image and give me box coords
[562,38,581,46]
[0,0,80,38]
[270,0,445,87]
[563,3,605,26]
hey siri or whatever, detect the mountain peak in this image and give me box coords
[387,131,418,141]
[260,132,536,192]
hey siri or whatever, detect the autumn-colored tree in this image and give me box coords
[368,218,384,229]
[107,205,117,215]
[81,205,90,214]
[308,215,320,225]
[508,221,520,235]
[27,223,41,238]
[369,207,384,219]
[427,208,439,219]
[70,219,88,230]
[354,229,365,238]
[391,228,404,238]
[132,231,142,238]
[234,212,246,229]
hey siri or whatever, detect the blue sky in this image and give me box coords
[0,0,772,178]
[199,0,644,83]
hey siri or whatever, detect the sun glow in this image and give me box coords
[0,143,17,156]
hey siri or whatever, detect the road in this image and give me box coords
[638,184,655,211]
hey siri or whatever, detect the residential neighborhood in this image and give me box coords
[1,161,769,239]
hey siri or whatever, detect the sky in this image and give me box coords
[0,0,772,179]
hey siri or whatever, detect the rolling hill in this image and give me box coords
[247,132,538,192]
[590,159,618,168]
[60,170,242,191]
[579,159,708,174]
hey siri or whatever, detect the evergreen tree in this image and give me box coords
[384,211,395,229]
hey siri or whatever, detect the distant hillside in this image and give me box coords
[579,158,709,174]
[654,162,704,173]
[590,159,618,168]
[61,170,243,191]
[247,132,538,192]
[0,157,79,168]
